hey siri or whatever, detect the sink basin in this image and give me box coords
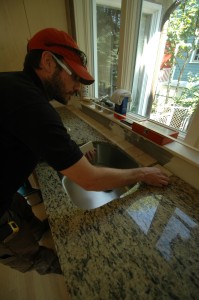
[62,141,139,210]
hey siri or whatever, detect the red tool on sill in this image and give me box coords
[131,121,179,145]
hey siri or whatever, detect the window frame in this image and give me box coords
[127,2,162,116]
[190,48,199,63]
[73,0,199,150]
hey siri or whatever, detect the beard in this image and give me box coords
[42,68,69,105]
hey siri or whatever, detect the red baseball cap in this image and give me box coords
[27,28,94,85]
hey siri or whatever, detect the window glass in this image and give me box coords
[89,0,199,144]
[96,1,121,97]
[131,12,153,116]
[191,46,199,62]
[148,0,199,134]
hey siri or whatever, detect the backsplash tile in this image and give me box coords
[81,105,173,165]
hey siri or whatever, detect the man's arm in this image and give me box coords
[60,156,169,190]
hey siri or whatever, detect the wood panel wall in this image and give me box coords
[0,0,68,72]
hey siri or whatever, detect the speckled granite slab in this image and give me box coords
[36,107,199,300]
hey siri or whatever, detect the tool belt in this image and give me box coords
[0,211,20,243]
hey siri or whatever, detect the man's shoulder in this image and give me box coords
[0,71,36,91]
[0,71,48,111]
[0,71,26,79]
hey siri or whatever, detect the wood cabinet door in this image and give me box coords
[0,0,30,71]
[0,0,68,72]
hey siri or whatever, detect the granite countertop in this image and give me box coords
[36,106,199,300]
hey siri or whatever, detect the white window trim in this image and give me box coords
[190,38,199,63]
[73,0,96,96]
[132,2,162,116]
[190,48,199,63]
[117,0,142,90]
[97,0,121,9]
[184,105,199,147]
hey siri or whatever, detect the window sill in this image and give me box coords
[80,101,199,168]
[164,142,199,168]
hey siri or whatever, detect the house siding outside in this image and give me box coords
[172,38,199,82]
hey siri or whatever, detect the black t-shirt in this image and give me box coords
[0,70,83,216]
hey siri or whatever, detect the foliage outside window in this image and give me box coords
[73,0,199,147]
[96,0,199,135]
[96,4,121,97]
[151,0,199,133]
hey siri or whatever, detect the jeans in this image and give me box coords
[0,193,62,275]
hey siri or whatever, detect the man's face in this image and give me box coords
[43,65,81,105]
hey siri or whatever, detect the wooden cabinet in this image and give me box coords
[0,0,29,71]
[28,171,40,190]
[0,0,68,72]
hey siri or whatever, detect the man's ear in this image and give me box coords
[40,51,55,73]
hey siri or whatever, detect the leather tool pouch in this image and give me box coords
[0,221,19,243]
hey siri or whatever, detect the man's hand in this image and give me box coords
[85,149,96,162]
[141,167,170,187]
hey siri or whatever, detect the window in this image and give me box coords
[96,0,121,97]
[150,1,199,135]
[130,2,162,117]
[191,48,199,62]
[73,0,199,149]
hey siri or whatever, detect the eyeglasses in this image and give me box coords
[50,52,72,75]
[46,43,87,67]
[50,52,80,83]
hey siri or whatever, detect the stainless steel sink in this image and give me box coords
[62,141,139,210]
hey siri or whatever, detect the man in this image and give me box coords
[0,28,169,275]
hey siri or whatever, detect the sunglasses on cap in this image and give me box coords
[50,52,72,75]
[46,43,87,67]
[50,52,80,83]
